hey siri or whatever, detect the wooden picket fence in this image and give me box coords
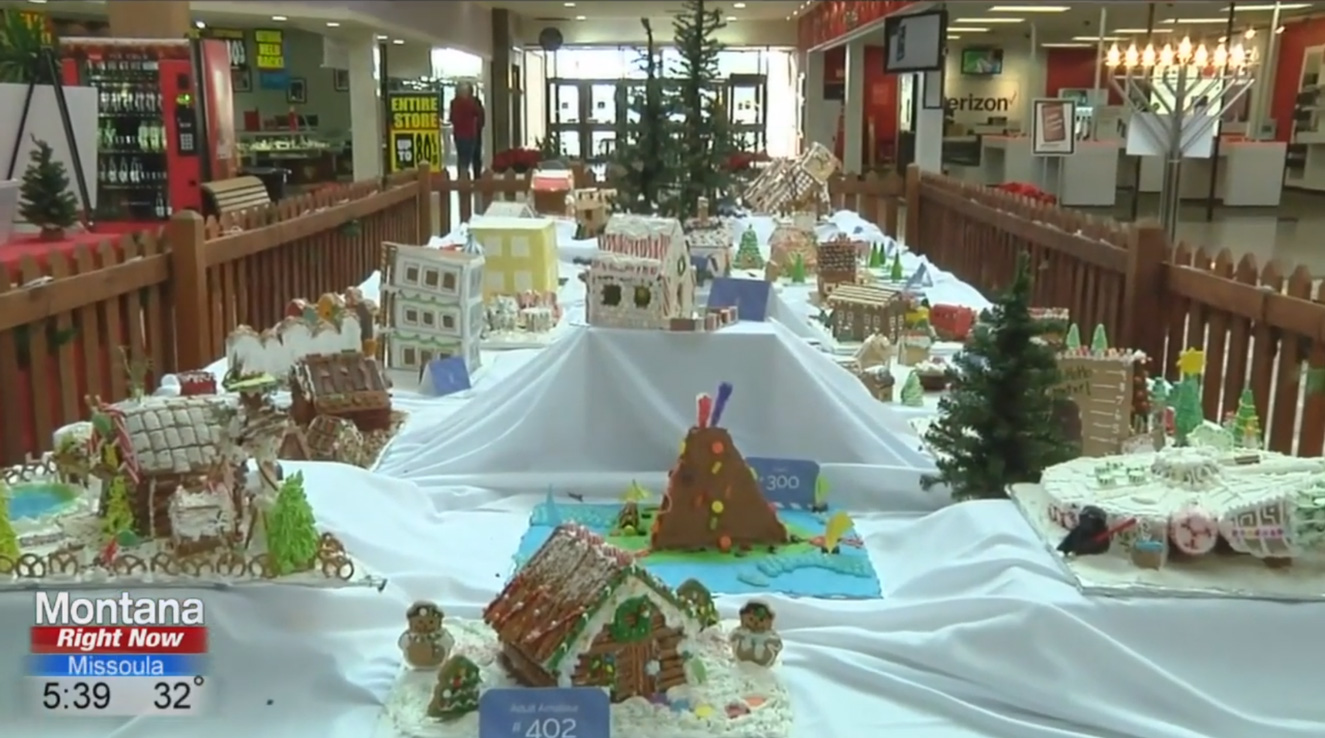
[905,164,1325,457]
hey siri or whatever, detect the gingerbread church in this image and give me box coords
[651,383,789,551]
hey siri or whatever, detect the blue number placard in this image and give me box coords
[422,355,472,397]
[745,457,820,508]
[706,277,772,322]
[479,687,610,738]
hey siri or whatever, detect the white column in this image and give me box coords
[914,72,943,173]
[347,31,381,180]
[802,51,826,154]
[843,40,866,172]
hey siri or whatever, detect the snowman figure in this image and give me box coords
[398,601,455,670]
[729,601,782,667]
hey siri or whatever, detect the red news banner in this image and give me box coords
[31,627,208,654]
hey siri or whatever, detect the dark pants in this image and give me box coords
[454,136,482,179]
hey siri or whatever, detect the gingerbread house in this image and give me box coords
[743,143,839,215]
[530,170,575,214]
[168,491,230,556]
[826,284,907,342]
[684,197,733,279]
[484,524,699,702]
[89,395,246,540]
[767,220,817,276]
[1054,344,1149,456]
[305,415,364,463]
[570,188,614,238]
[816,235,859,300]
[653,385,788,551]
[484,201,536,218]
[289,353,392,431]
[586,253,684,330]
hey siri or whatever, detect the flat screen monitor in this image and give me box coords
[961,48,1003,75]
[883,9,946,74]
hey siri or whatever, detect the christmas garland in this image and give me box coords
[609,597,654,643]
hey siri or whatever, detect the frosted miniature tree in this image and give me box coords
[1149,378,1170,450]
[1064,324,1081,350]
[101,475,135,544]
[267,472,320,575]
[869,244,883,268]
[900,372,924,406]
[787,253,807,283]
[427,655,481,719]
[0,483,19,561]
[1172,376,1203,446]
[735,226,763,268]
[812,476,829,511]
[1090,324,1108,351]
[676,579,719,629]
[889,251,904,282]
[1231,388,1262,449]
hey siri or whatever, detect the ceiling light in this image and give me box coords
[947,35,962,40]
[1225,4,1310,10]
[734,2,746,7]
[27,0,48,4]
[564,1,575,6]
[726,16,737,21]
[575,15,586,21]
[1113,29,1172,34]
[1072,36,1122,42]
[1042,43,1094,48]
[326,22,340,27]
[376,34,388,40]
[946,27,989,33]
[272,16,287,21]
[954,18,1024,24]
[194,21,205,29]
[392,39,404,45]
[989,5,1069,12]
[1277,25,1286,34]
[1163,18,1231,24]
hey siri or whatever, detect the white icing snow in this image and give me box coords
[378,618,791,738]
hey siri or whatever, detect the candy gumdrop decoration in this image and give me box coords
[696,393,713,428]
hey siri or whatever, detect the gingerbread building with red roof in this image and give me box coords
[484,524,700,702]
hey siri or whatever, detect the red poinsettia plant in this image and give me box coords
[492,148,541,173]
[994,181,1057,205]
[725,150,772,172]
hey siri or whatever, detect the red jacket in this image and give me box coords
[450,96,485,139]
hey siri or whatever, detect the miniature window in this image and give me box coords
[424,269,440,288]
[420,350,434,365]
[514,271,533,292]
[404,308,419,324]
[404,265,420,284]
[402,347,418,366]
[442,314,456,329]
[422,312,436,327]
[486,271,504,290]
[508,235,531,258]
[602,284,622,306]
[442,271,457,291]
[634,285,652,308]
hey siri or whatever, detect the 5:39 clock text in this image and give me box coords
[43,681,111,710]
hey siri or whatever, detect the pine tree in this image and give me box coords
[1173,375,1203,446]
[900,372,924,406]
[787,253,806,283]
[610,19,677,214]
[1231,388,1261,448]
[921,252,1078,501]
[1064,324,1081,350]
[428,655,482,718]
[869,244,883,268]
[19,136,78,239]
[267,472,320,574]
[0,483,19,561]
[889,251,904,282]
[1090,324,1108,351]
[101,475,134,542]
[672,0,735,219]
[733,226,763,268]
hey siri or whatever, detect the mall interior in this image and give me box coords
[4,0,1325,267]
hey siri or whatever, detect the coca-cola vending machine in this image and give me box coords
[61,37,237,223]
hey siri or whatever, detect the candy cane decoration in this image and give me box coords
[1170,506,1219,555]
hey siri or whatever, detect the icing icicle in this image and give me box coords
[696,394,713,428]
[710,382,734,427]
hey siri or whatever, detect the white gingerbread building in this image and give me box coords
[381,242,485,374]
[587,253,688,329]
[744,143,839,215]
[599,214,695,314]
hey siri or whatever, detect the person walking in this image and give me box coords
[449,82,485,179]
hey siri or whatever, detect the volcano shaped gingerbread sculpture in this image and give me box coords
[651,385,789,552]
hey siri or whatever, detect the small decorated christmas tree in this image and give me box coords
[889,251,904,282]
[101,475,135,544]
[427,655,481,719]
[787,253,807,283]
[1231,388,1261,449]
[19,136,78,241]
[921,252,1077,501]
[1172,348,1206,446]
[1149,378,1170,450]
[734,226,763,268]
[1090,324,1108,351]
[0,483,19,561]
[869,244,883,268]
[900,371,924,406]
[1064,323,1081,350]
[267,472,320,574]
[676,578,719,629]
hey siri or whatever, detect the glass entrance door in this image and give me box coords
[726,73,767,151]
[548,81,583,158]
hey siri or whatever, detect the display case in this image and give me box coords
[238,131,348,186]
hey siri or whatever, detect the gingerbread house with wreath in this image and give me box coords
[484,524,700,702]
[289,353,393,431]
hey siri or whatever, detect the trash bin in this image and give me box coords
[240,167,290,202]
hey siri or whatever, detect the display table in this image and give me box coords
[970,136,1119,207]
[1124,140,1287,206]
[1,222,152,276]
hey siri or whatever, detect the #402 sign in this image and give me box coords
[745,457,820,508]
[479,687,610,738]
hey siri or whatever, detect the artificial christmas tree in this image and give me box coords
[1064,323,1081,350]
[1231,388,1262,449]
[1172,376,1203,446]
[427,655,481,719]
[920,252,1078,501]
[267,472,320,574]
[19,136,78,240]
[1090,324,1109,351]
[671,0,736,219]
[610,19,677,214]
[0,483,18,561]
[733,225,764,268]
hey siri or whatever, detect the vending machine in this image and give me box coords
[61,37,237,223]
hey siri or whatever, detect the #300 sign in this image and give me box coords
[745,457,820,508]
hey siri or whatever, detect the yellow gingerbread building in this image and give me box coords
[467,217,560,298]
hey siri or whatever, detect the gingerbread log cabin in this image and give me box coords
[651,383,789,552]
[484,524,700,702]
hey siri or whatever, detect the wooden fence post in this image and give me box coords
[1122,220,1168,367]
[904,163,921,249]
[167,211,211,371]
[416,161,434,241]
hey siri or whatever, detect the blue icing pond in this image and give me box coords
[518,503,882,599]
[9,482,79,520]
